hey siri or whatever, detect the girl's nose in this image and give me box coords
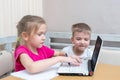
[41,34,46,40]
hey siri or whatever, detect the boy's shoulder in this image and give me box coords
[62,46,74,54]
[62,46,73,50]
[84,48,93,53]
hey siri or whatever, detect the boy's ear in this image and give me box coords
[21,32,29,41]
[71,37,74,44]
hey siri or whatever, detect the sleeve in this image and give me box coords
[14,47,28,62]
[62,47,66,52]
[62,46,70,55]
[62,47,67,53]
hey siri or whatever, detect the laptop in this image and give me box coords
[57,36,102,76]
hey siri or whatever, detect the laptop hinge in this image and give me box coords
[88,60,93,76]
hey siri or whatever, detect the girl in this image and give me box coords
[14,15,81,74]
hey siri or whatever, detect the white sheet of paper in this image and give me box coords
[11,63,61,80]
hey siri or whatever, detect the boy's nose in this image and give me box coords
[81,40,85,44]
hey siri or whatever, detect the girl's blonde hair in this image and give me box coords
[15,15,46,49]
[71,23,91,37]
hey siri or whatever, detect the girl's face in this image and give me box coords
[71,31,90,54]
[28,24,47,48]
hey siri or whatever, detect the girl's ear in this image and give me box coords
[21,32,29,41]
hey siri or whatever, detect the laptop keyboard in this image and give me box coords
[58,60,89,75]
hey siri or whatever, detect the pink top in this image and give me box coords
[14,45,54,72]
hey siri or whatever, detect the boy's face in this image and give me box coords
[71,31,90,53]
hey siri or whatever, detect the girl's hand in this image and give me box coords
[58,56,82,66]
[69,55,82,65]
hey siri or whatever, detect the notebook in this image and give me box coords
[57,36,102,76]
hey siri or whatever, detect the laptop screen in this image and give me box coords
[91,36,102,71]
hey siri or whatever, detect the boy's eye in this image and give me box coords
[76,37,89,41]
[84,39,89,41]
[84,38,89,41]
[76,38,81,40]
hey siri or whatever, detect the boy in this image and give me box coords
[62,23,92,60]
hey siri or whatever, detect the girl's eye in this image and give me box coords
[37,33,42,36]
[37,33,46,36]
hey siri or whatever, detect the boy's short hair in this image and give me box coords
[71,23,91,36]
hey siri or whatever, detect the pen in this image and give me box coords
[65,53,70,66]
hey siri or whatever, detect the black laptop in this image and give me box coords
[57,36,102,76]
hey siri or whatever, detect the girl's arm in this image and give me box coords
[54,50,66,56]
[20,53,81,74]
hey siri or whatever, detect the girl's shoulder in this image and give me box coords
[14,45,29,54]
[15,45,27,51]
